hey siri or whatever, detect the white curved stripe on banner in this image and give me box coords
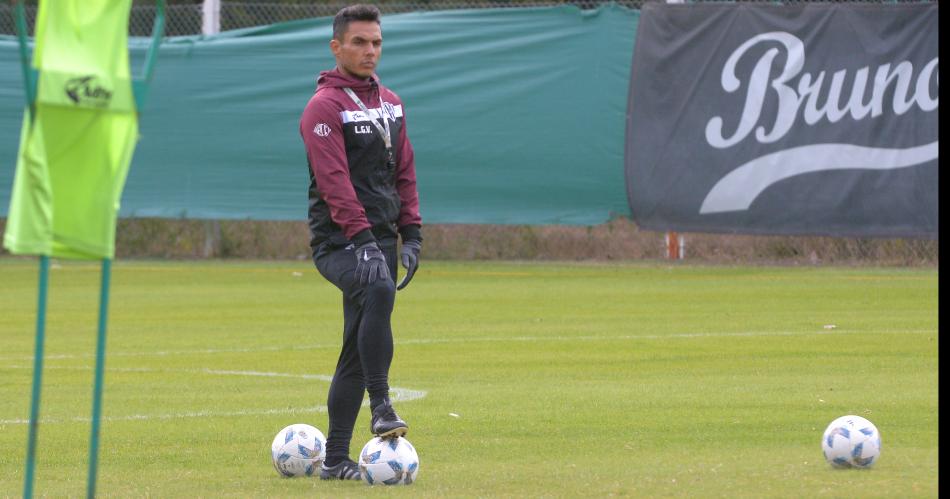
[699,141,938,214]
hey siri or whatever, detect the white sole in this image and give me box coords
[375,426,408,439]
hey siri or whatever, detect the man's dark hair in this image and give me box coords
[333,4,381,41]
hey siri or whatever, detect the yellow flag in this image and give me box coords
[3,0,137,259]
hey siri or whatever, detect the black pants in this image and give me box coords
[313,238,398,461]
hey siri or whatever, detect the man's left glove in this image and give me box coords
[355,241,390,286]
[396,240,421,290]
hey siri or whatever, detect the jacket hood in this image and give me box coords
[316,68,378,91]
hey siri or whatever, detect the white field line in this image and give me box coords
[0,406,331,426]
[0,328,936,425]
[0,368,427,426]
[398,328,936,345]
[0,328,936,362]
[1,329,933,425]
[0,344,341,361]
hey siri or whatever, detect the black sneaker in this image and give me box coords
[371,400,409,438]
[319,459,361,481]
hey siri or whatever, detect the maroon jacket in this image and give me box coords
[300,68,421,249]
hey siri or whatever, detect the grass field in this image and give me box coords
[0,258,938,497]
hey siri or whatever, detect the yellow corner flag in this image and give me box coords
[3,0,137,260]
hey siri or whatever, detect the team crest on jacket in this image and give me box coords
[313,123,331,137]
[382,102,397,121]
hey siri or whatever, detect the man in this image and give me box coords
[298,4,423,481]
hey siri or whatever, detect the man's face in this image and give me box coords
[331,20,382,79]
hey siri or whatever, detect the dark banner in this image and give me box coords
[625,3,938,238]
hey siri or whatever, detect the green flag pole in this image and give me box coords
[86,0,165,498]
[22,256,48,499]
[133,0,166,109]
[14,1,46,497]
[86,3,164,497]
[86,258,111,499]
[13,0,36,121]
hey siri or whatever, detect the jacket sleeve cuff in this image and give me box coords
[398,224,422,243]
[351,229,377,247]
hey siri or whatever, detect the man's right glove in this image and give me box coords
[354,241,389,286]
[396,240,421,290]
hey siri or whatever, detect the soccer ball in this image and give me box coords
[821,415,881,469]
[358,436,420,485]
[270,423,326,477]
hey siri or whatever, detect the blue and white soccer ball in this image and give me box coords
[270,423,326,477]
[821,415,881,469]
[358,436,420,485]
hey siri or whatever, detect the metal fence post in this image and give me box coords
[202,0,220,35]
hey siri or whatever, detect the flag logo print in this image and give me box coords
[64,75,113,107]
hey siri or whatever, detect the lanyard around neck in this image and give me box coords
[343,87,393,153]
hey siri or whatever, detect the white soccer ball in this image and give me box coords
[821,415,881,469]
[271,423,326,477]
[358,436,420,485]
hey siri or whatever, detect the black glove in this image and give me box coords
[354,241,389,286]
[396,240,421,290]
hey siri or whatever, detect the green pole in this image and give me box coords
[13,0,37,121]
[23,255,50,499]
[86,258,112,499]
[132,0,166,109]
[15,2,44,497]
